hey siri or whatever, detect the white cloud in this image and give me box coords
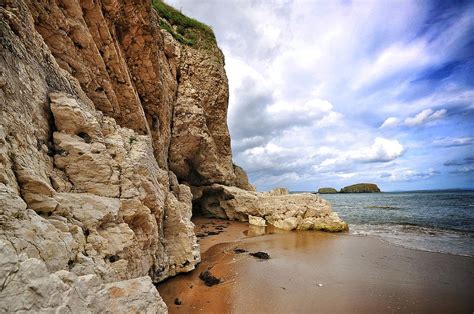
[266,98,342,129]
[268,98,333,116]
[380,108,447,128]
[312,137,404,173]
[380,117,400,128]
[352,41,430,90]
[354,137,405,163]
[404,108,447,126]
[387,169,441,182]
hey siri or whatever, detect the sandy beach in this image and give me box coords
[157,217,474,313]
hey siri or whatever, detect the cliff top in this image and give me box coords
[153,0,216,48]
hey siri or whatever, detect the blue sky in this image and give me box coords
[167,0,474,191]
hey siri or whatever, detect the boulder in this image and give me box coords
[249,215,267,227]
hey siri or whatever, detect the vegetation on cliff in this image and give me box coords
[340,183,381,193]
[318,187,338,194]
[153,0,216,48]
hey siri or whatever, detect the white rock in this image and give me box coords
[249,215,267,227]
[0,240,167,313]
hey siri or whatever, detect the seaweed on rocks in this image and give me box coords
[250,251,270,259]
[199,269,221,286]
[233,248,248,254]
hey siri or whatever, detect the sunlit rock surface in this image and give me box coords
[193,185,348,231]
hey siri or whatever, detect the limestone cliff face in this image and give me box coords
[0,0,247,311]
[0,0,345,311]
[168,43,235,186]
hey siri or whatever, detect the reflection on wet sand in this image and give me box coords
[157,217,474,313]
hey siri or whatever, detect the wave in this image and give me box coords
[366,205,401,210]
[344,219,474,234]
[352,223,473,236]
[349,223,474,257]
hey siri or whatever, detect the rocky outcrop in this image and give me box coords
[1,88,200,283]
[0,0,212,311]
[318,187,338,194]
[340,183,381,193]
[168,39,236,186]
[193,185,348,232]
[233,164,257,191]
[0,0,347,311]
[0,240,167,313]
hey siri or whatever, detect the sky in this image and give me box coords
[167,0,474,192]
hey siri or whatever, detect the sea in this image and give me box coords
[320,191,474,257]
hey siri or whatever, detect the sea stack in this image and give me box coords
[340,183,381,193]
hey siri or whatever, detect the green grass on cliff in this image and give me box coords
[152,0,216,48]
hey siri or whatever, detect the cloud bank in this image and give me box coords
[168,0,474,191]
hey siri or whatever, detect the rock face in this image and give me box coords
[0,0,347,311]
[168,38,235,186]
[318,187,338,194]
[0,0,230,310]
[193,185,348,232]
[340,183,381,193]
[233,164,257,191]
[0,240,167,313]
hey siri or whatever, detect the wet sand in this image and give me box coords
[157,217,474,313]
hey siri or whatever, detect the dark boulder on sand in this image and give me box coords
[250,252,271,259]
[199,270,221,286]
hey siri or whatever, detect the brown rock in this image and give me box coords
[168,42,236,186]
[233,164,257,191]
[0,0,199,302]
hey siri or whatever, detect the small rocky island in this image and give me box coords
[318,187,338,194]
[317,183,381,194]
[340,183,381,193]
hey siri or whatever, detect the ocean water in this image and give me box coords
[321,191,474,257]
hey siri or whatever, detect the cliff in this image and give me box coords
[0,0,346,311]
[340,183,381,193]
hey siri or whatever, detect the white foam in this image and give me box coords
[349,224,474,257]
